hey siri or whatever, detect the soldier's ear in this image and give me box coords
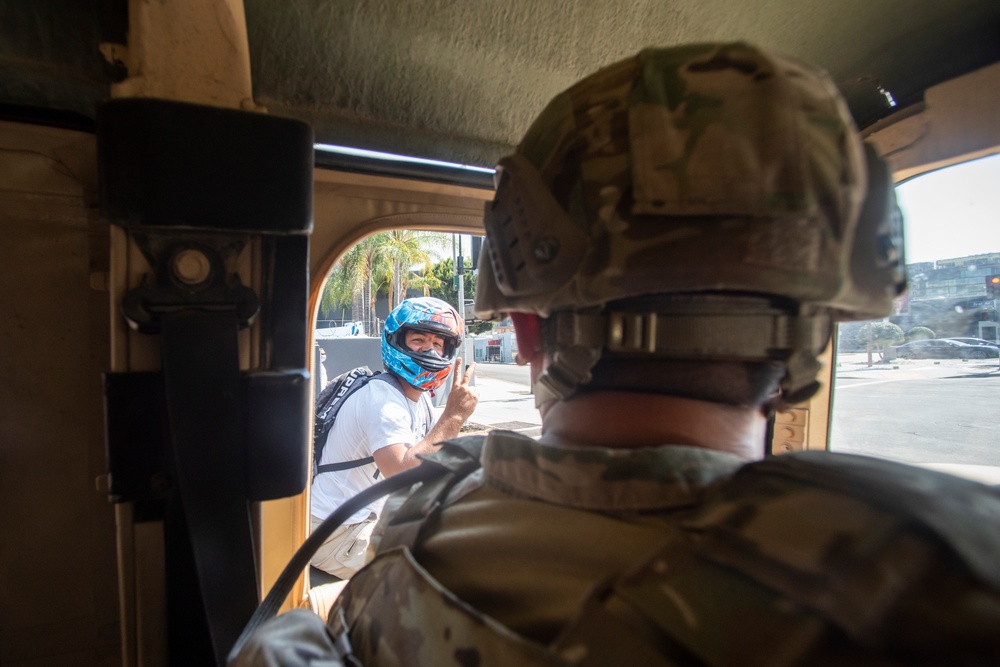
[510,312,542,366]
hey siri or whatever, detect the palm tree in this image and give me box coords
[321,233,390,335]
[382,230,447,310]
[320,231,449,335]
[409,262,445,296]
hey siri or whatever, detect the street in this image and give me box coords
[830,354,1000,469]
[474,361,531,386]
[463,362,540,436]
[473,357,1000,475]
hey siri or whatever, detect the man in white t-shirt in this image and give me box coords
[310,297,478,579]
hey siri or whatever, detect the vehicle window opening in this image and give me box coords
[829,153,1000,484]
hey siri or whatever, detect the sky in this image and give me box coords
[896,152,1000,265]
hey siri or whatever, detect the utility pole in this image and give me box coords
[457,235,465,322]
[866,322,873,367]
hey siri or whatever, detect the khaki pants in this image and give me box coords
[309,512,378,580]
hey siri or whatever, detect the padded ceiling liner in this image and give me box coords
[243,0,1000,165]
[3,1,1000,167]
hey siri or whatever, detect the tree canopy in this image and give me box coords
[320,231,445,334]
[905,326,935,341]
[855,321,905,360]
[427,257,492,335]
[320,232,488,335]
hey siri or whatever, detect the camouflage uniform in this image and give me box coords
[316,433,1000,666]
[232,431,1000,666]
[230,43,999,666]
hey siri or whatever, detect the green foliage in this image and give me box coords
[428,257,492,335]
[855,321,905,360]
[466,321,492,336]
[905,326,936,342]
[320,234,384,316]
[319,231,448,333]
[318,269,352,321]
[379,230,447,310]
[428,257,459,304]
[318,233,493,336]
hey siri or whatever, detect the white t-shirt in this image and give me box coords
[311,377,433,525]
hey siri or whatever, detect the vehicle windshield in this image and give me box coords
[828,153,1000,482]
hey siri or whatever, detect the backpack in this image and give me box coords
[313,366,400,478]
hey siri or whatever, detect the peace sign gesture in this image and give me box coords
[443,357,479,421]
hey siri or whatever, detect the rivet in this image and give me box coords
[172,249,211,285]
[533,237,559,262]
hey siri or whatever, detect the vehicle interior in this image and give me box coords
[3,1,999,664]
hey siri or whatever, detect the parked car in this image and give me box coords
[894,339,999,359]
[944,337,1000,347]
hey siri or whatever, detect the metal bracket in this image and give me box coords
[122,242,259,334]
[607,311,658,354]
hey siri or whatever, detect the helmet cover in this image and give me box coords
[382,297,464,390]
[475,42,905,321]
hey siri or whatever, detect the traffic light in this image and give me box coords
[471,236,483,270]
[453,256,464,290]
[987,275,1000,298]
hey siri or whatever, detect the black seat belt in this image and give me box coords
[161,311,260,664]
[228,463,447,662]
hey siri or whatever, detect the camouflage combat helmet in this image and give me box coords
[475,42,905,405]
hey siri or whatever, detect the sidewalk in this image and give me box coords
[458,374,543,437]
[835,352,1000,381]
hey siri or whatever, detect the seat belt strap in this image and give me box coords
[316,457,375,474]
[162,310,259,666]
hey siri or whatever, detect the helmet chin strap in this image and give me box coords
[532,302,831,410]
[533,344,601,409]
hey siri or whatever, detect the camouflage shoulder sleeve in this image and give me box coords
[372,435,486,554]
[332,548,567,667]
[685,452,1000,661]
[230,609,342,667]
[714,451,1000,588]
[553,453,1000,665]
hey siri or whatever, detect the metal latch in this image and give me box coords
[607,311,658,353]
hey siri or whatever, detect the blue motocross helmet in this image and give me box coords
[382,297,464,390]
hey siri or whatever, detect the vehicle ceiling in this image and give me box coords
[3,0,1000,168]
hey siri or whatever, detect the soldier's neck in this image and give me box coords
[539,391,767,460]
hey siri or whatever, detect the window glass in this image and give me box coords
[829,153,1000,482]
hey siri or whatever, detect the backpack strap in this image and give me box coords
[229,464,448,662]
[315,457,375,474]
[315,372,405,479]
[231,441,485,663]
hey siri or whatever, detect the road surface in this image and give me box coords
[474,361,531,386]
[830,354,1000,470]
[471,357,1000,478]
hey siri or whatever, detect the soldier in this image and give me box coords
[233,42,1000,666]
